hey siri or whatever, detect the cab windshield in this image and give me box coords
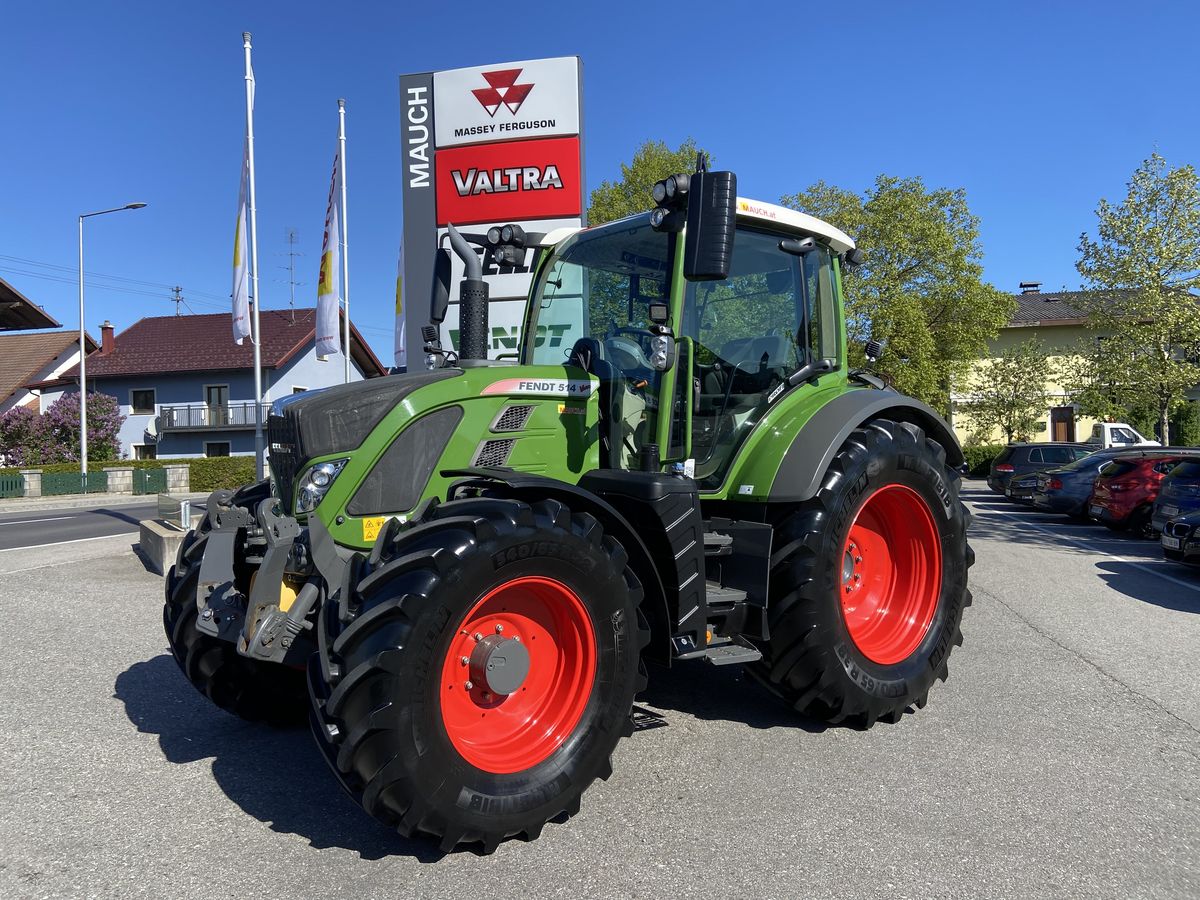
[523,215,671,367]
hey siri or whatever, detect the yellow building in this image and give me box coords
[949,285,1116,445]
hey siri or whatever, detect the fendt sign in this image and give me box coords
[399,57,585,367]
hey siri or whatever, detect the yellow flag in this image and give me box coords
[316,148,341,357]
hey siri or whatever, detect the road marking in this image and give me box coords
[973,504,1200,594]
[0,515,75,527]
[0,532,137,553]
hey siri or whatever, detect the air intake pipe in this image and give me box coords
[446,223,488,362]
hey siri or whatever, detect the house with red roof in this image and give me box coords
[34,308,387,459]
[0,330,98,414]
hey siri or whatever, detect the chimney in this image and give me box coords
[100,321,115,355]
[1019,281,1042,295]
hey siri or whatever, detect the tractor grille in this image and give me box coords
[492,405,535,432]
[472,439,516,468]
[267,412,302,514]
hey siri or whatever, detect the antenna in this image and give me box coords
[281,227,305,324]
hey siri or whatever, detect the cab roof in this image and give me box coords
[538,197,856,255]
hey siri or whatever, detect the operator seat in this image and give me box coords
[567,337,625,468]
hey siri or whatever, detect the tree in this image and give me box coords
[587,138,709,225]
[0,392,124,465]
[960,339,1054,442]
[782,176,1013,411]
[1069,153,1200,445]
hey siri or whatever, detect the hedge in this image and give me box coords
[962,443,1006,478]
[187,456,258,493]
[0,455,258,492]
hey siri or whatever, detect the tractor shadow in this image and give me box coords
[1094,560,1200,614]
[641,660,830,733]
[112,654,445,862]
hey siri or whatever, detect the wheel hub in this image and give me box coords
[469,634,531,696]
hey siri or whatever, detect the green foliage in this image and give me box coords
[0,456,253,492]
[187,456,257,492]
[962,442,1006,478]
[0,392,124,466]
[960,339,1054,442]
[1068,153,1200,445]
[587,138,708,225]
[1172,401,1200,446]
[781,176,1014,413]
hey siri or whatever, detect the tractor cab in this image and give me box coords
[519,194,856,488]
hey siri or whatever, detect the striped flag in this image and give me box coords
[231,140,252,345]
[315,148,341,358]
[394,239,406,369]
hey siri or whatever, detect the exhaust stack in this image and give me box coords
[446,223,489,362]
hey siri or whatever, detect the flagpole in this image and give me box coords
[243,31,265,479]
[338,98,351,383]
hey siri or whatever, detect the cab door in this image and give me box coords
[674,227,841,488]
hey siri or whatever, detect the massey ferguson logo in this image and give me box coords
[451,164,563,197]
[472,68,534,116]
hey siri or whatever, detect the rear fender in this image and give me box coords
[442,468,673,665]
[770,389,963,502]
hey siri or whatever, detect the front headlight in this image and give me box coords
[296,459,348,513]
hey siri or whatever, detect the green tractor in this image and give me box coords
[164,163,972,853]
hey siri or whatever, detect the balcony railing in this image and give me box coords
[156,402,271,432]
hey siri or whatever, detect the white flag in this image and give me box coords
[394,239,406,370]
[231,140,252,345]
[315,148,341,358]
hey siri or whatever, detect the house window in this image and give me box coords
[292,386,308,394]
[133,444,157,460]
[130,389,156,414]
[205,442,231,457]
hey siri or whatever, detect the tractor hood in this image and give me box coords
[267,370,461,509]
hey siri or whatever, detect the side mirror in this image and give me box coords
[430,248,451,325]
[844,247,865,268]
[682,170,737,281]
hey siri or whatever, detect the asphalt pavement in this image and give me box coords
[0,484,1196,899]
[0,500,204,552]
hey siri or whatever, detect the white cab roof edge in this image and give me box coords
[535,197,856,254]
[734,198,855,253]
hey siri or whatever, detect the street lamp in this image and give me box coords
[79,202,146,480]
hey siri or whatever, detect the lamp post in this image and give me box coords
[78,203,146,480]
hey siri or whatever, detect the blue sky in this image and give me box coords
[2,1,1197,361]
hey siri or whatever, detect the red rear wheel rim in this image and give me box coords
[439,576,597,774]
[839,484,942,665]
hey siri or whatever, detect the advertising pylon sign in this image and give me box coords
[398,57,584,369]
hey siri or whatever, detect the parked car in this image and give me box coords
[1152,459,1200,533]
[1005,471,1040,503]
[988,443,1093,495]
[1083,421,1160,449]
[1160,510,1200,565]
[1031,447,1132,517]
[1087,452,1199,536]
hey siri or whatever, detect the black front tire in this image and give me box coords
[308,497,649,853]
[751,419,973,728]
[162,528,308,727]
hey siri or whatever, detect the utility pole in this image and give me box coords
[172,285,184,316]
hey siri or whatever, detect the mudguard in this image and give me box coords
[770,388,963,502]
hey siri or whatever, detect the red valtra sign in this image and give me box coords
[435,136,582,226]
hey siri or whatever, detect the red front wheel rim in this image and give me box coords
[439,576,597,774]
[839,484,943,665]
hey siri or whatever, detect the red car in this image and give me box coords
[1087,453,1193,537]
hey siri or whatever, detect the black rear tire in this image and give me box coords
[750,419,973,728]
[307,496,648,853]
[162,527,307,727]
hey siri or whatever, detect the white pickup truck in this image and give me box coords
[1083,422,1160,449]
